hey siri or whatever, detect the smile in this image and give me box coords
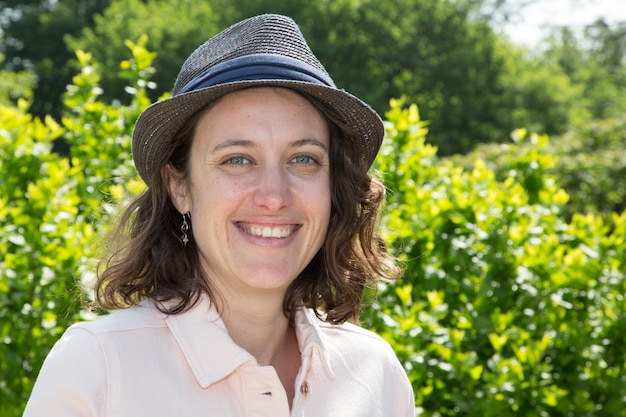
[239,223,297,238]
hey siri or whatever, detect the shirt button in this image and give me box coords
[300,381,310,396]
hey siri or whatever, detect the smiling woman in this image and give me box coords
[23,14,415,417]
[167,87,332,306]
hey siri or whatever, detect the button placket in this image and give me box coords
[291,352,313,415]
[242,365,290,416]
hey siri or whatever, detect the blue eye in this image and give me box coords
[225,156,250,165]
[292,155,316,164]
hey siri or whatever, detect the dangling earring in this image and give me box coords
[180,212,191,247]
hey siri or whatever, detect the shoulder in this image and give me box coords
[316,319,396,356]
[71,300,166,335]
[40,301,168,368]
[35,301,166,370]
[307,314,415,414]
[310,315,406,376]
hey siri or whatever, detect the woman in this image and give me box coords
[24,14,415,416]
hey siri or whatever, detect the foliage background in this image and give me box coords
[367,102,626,416]
[1,1,625,416]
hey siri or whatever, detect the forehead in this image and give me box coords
[192,87,330,147]
[206,87,322,117]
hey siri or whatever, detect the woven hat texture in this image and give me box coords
[132,14,384,184]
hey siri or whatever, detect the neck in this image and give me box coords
[218,290,302,408]
[220,298,293,365]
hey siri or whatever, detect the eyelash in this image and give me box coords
[221,154,319,166]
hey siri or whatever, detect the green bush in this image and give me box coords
[452,115,626,221]
[0,99,84,415]
[364,100,626,416]
[0,40,149,417]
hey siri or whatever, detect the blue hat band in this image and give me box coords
[177,54,336,95]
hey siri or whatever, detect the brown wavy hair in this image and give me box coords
[95,89,401,324]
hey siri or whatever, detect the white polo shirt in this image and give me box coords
[24,297,415,416]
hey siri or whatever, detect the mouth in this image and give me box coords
[237,222,300,239]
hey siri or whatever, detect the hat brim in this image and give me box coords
[132,80,383,185]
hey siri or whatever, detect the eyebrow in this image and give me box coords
[210,139,256,153]
[210,138,328,153]
[290,138,328,152]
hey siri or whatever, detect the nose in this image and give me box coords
[253,165,292,211]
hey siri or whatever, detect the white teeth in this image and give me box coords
[249,226,291,238]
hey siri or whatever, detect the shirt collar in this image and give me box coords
[294,308,335,380]
[164,298,335,388]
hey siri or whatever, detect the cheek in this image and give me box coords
[309,182,332,224]
[189,180,250,232]
[190,173,242,202]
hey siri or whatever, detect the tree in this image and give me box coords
[70,0,537,154]
[7,0,616,154]
[0,51,36,105]
[544,19,626,123]
[0,0,110,119]
[66,0,219,103]
[496,41,578,137]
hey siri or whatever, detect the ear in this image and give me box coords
[165,164,191,214]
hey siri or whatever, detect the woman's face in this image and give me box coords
[169,87,331,300]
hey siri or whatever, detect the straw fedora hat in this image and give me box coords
[132,14,384,185]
